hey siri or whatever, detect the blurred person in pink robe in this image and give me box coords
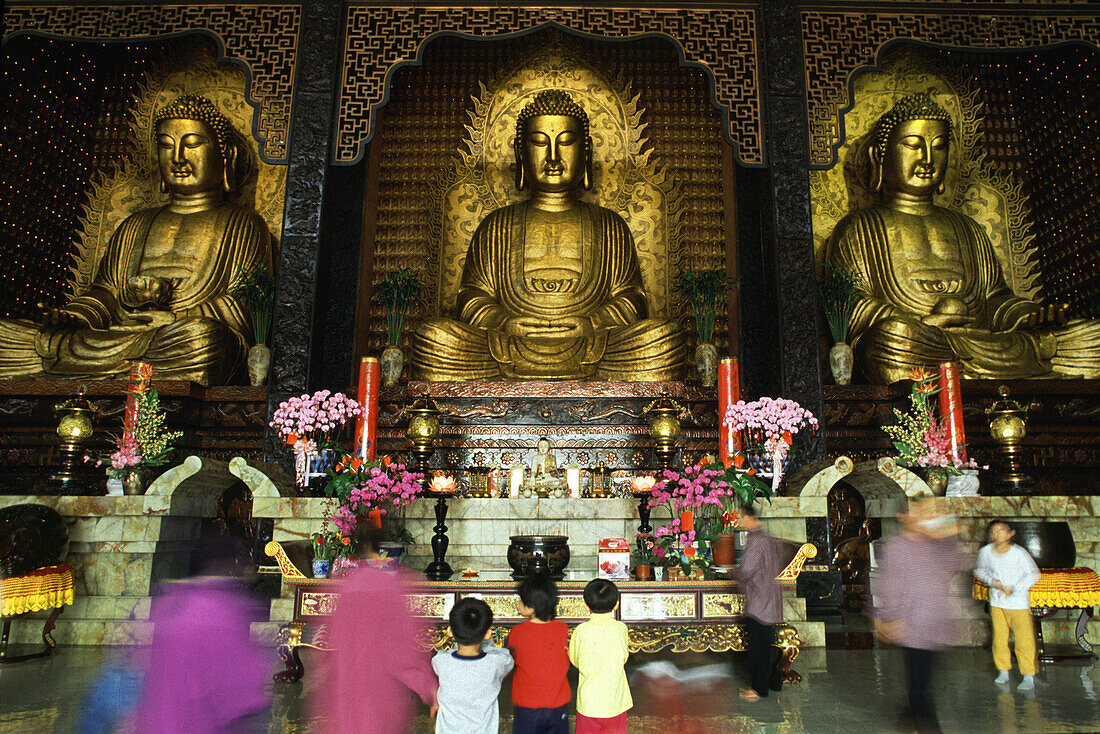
[316,522,438,734]
[128,534,270,734]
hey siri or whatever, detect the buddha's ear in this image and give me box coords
[513,136,526,191]
[868,146,884,193]
[583,135,594,191]
[159,177,169,194]
[936,180,945,195]
[222,146,238,194]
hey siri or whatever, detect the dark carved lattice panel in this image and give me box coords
[362,32,729,357]
[801,10,1100,169]
[336,5,761,166]
[3,3,300,162]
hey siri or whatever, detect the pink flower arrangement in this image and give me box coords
[110,434,142,471]
[723,397,818,440]
[270,390,362,445]
[327,459,424,543]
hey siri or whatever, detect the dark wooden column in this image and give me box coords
[760,0,826,461]
[264,0,343,461]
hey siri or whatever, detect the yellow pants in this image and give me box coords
[991,607,1037,676]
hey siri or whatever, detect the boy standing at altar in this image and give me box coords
[973,521,1041,691]
[507,575,571,734]
[433,597,514,733]
[569,579,632,734]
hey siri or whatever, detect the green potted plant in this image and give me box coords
[632,534,658,580]
[817,262,863,385]
[674,267,733,387]
[310,531,348,578]
[713,454,773,567]
[373,267,422,386]
[232,262,275,386]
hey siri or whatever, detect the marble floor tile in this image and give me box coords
[1,645,1096,733]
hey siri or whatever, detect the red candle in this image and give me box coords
[937,361,967,463]
[718,357,742,467]
[680,511,695,534]
[123,361,154,442]
[354,357,381,461]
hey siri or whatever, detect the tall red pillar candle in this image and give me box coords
[718,357,742,466]
[123,361,154,442]
[937,361,967,463]
[354,357,381,461]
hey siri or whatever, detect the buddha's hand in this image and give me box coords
[37,302,90,328]
[503,315,592,340]
[124,275,175,309]
[1023,303,1067,329]
[118,309,176,331]
[921,312,972,328]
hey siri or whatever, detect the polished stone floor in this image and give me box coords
[1,644,1097,733]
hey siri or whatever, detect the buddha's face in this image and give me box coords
[880,118,949,197]
[520,114,585,193]
[156,118,224,195]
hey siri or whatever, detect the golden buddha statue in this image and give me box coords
[825,92,1100,383]
[0,95,271,386]
[412,90,683,381]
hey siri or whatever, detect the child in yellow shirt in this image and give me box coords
[568,579,632,734]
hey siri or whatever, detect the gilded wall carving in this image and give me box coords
[4,4,300,162]
[337,6,761,166]
[801,10,1100,168]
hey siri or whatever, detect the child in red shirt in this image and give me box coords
[506,574,571,734]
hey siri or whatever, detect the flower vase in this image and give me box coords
[304,449,337,494]
[381,345,404,386]
[829,342,854,386]
[695,342,718,387]
[921,469,949,496]
[653,566,665,582]
[311,559,331,578]
[122,468,149,496]
[378,542,406,570]
[634,564,652,581]
[247,343,271,386]
[713,533,737,568]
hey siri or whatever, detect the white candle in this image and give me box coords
[566,465,580,498]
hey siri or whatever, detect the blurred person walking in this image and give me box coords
[872,500,966,734]
[128,534,270,734]
[733,505,785,702]
[973,520,1040,690]
[319,522,437,734]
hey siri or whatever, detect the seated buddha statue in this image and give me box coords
[0,95,271,386]
[825,92,1100,383]
[412,90,683,381]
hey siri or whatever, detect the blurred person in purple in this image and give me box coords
[732,505,785,702]
[317,521,438,734]
[128,533,270,733]
[872,499,966,734]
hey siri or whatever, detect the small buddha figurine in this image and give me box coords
[0,95,271,386]
[412,90,684,381]
[825,92,1100,383]
[522,436,566,497]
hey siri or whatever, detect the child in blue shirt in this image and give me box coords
[432,597,514,733]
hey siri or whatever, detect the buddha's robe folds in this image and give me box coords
[827,205,1100,383]
[413,201,683,381]
[0,204,268,386]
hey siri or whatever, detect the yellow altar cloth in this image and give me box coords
[1,564,74,616]
[972,567,1100,608]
